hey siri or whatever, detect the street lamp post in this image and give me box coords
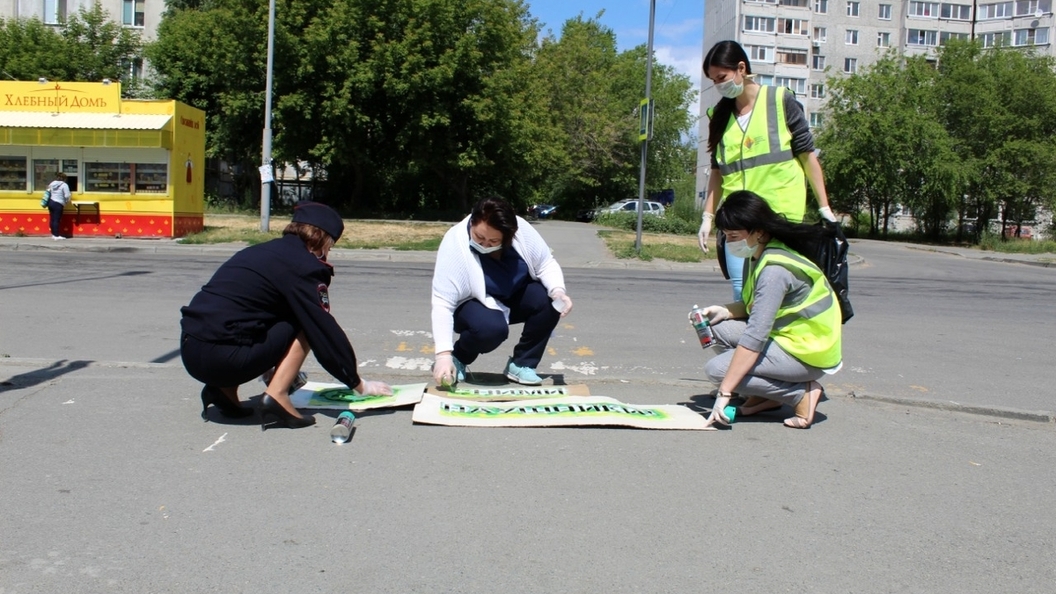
[635,0,656,253]
[260,0,276,232]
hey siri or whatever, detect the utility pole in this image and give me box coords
[635,0,656,253]
[259,0,276,232]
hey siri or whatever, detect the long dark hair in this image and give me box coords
[704,40,752,157]
[470,196,519,249]
[715,190,830,257]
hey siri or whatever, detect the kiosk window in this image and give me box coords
[85,162,131,193]
[61,159,79,192]
[134,163,167,193]
[0,157,27,191]
[33,159,60,191]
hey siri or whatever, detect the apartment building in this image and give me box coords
[0,0,162,79]
[696,0,1055,199]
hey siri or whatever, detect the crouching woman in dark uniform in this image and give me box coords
[180,201,391,429]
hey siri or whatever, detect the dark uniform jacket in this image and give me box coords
[181,234,361,389]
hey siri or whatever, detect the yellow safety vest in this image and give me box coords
[742,240,841,369]
[710,86,807,222]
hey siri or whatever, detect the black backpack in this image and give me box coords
[808,221,854,324]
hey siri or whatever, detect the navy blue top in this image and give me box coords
[479,247,530,303]
[180,234,361,389]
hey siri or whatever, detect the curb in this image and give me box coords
[904,245,1056,269]
[848,392,1056,424]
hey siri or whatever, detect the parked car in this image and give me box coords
[602,199,666,217]
[527,204,558,220]
[576,199,665,222]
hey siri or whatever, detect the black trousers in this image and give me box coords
[47,199,64,237]
[180,321,297,388]
[451,280,560,369]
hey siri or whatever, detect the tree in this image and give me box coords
[531,15,696,214]
[0,5,142,89]
[819,51,965,239]
[937,41,1056,240]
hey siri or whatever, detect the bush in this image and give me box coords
[594,211,699,235]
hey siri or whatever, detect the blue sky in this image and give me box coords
[525,0,705,117]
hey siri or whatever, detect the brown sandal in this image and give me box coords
[784,382,823,429]
[737,397,783,417]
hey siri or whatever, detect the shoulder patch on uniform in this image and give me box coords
[317,283,330,312]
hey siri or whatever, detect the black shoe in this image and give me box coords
[258,394,316,431]
[200,385,254,421]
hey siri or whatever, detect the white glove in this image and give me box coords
[818,206,837,223]
[355,379,392,396]
[697,212,714,253]
[550,288,573,317]
[702,305,731,325]
[433,352,456,385]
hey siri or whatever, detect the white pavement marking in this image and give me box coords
[548,361,599,376]
[62,399,75,404]
[390,329,433,338]
[203,433,227,452]
[385,356,433,371]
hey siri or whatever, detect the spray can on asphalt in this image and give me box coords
[330,411,356,444]
[689,305,715,349]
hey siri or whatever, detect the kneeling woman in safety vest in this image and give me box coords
[180,201,391,430]
[698,190,842,429]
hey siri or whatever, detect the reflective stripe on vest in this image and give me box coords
[743,241,842,369]
[714,86,807,222]
[716,86,792,176]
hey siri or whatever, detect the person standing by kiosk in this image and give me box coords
[46,172,71,240]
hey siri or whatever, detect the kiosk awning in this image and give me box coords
[0,111,172,130]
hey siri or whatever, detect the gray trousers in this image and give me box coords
[703,319,826,407]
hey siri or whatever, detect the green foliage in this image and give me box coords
[595,211,699,235]
[146,2,699,217]
[532,16,698,216]
[978,233,1056,254]
[597,230,708,262]
[0,5,142,89]
[666,171,703,225]
[818,41,1056,244]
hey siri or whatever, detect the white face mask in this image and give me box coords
[470,240,502,254]
[726,237,758,259]
[716,78,744,99]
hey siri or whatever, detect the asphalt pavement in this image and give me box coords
[2,222,1056,593]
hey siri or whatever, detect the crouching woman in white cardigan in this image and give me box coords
[431,196,574,387]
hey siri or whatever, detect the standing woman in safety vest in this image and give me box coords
[697,40,837,301]
[696,190,842,430]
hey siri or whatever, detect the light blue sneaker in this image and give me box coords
[505,357,542,385]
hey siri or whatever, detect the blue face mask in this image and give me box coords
[470,240,502,254]
[716,78,744,99]
[726,237,758,259]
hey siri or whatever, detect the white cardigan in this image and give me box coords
[431,215,566,353]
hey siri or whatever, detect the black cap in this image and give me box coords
[291,201,344,241]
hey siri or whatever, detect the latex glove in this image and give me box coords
[355,379,392,396]
[697,212,714,253]
[550,288,574,318]
[702,305,731,325]
[433,352,456,385]
[818,206,837,223]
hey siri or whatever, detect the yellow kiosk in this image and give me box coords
[0,81,205,238]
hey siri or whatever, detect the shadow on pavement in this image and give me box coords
[0,359,92,393]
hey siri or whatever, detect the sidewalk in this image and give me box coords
[0,220,716,271]
[3,221,1052,268]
